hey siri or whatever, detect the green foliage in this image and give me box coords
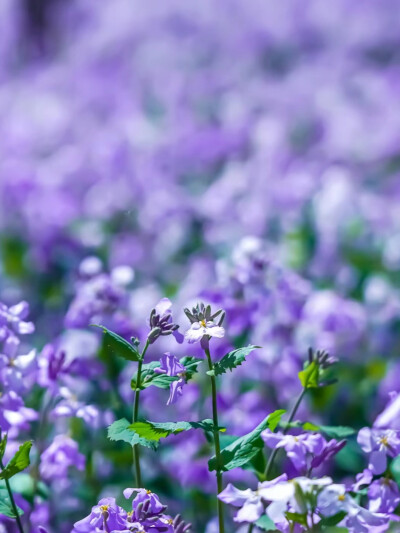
[298,361,319,388]
[107,418,158,451]
[207,345,260,377]
[0,434,7,462]
[208,409,286,472]
[0,488,23,518]
[319,511,347,527]
[129,419,219,442]
[286,511,308,526]
[254,514,276,531]
[92,325,140,362]
[390,455,400,485]
[0,441,32,481]
[302,423,355,439]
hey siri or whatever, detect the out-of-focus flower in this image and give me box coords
[40,434,85,481]
[262,431,324,473]
[357,427,400,474]
[0,301,35,340]
[368,478,400,514]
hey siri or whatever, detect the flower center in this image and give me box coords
[100,505,109,513]
[200,319,207,327]
[338,494,345,502]
[380,436,389,447]
[146,490,152,495]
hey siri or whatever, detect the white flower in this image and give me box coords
[184,319,225,344]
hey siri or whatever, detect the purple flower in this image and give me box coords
[148,298,182,344]
[357,427,400,474]
[0,391,38,433]
[311,438,346,469]
[73,497,128,532]
[262,431,325,473]
[39,435,85,481]
[124,488,167,520]
[50,387,101,427]
[368,478,400,514]
[0,336,36,393]
[155,352,186,405]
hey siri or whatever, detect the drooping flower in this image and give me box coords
[357,427,400,474]
[154,352,186,405]
[184,303,225,344]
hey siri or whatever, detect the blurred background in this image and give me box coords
[2,0,400,531]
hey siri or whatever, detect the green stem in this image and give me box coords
[205,346,225,533]
[0,434,24,533]
[132,339,150,487]
[264,388,307,479]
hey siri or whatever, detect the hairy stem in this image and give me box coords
[205,346,225,533]
[132,339,150,487]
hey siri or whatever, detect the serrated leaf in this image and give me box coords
[298,361,319,388]
[93,325,140,362]
[129,419,219,442]
[0,441,32,481]
[319,511,347,526]
[0,488,23,518]
[209,409,286,472]
[255,514,276,531]
[208,345,260,377]
[0,434,7,461]
[107,419,158,451]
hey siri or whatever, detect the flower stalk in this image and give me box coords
[0,431,25,533]
[204,344,225,533]
[132,339,150,487]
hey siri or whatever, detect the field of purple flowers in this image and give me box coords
[2,1,400,532]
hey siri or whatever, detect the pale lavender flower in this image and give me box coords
[368,478,400,514]
[0,335,36,393]
[0,300,35,339]
[357,427,400,474]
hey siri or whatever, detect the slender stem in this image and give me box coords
[205,346,225,533]
[132,339,150,487]
[247,524,254,533]
[0,434,25,533]
[264,388,307,479]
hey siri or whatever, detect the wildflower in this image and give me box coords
[184,303,225,344]
[0,300,34,340]
[218,475,288,523]
[148,298,182,344]
[357,427,400,474]
[154,352,186,405]
[73,498,127,532]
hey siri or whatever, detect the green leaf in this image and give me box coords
[286,511,308,526]
[209,409,286,472]
[319,511,347,526]
[0,441,32,481]
[390,455,400,485]
[92,325,140,362]
[107,419,158,451]
[298,361,319,389]
[316,425,355,439]
[254,514,276,531]
[0,434,7,462]
[0,488,23,518]
[207,345,260,377]
[128,419,219,442]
